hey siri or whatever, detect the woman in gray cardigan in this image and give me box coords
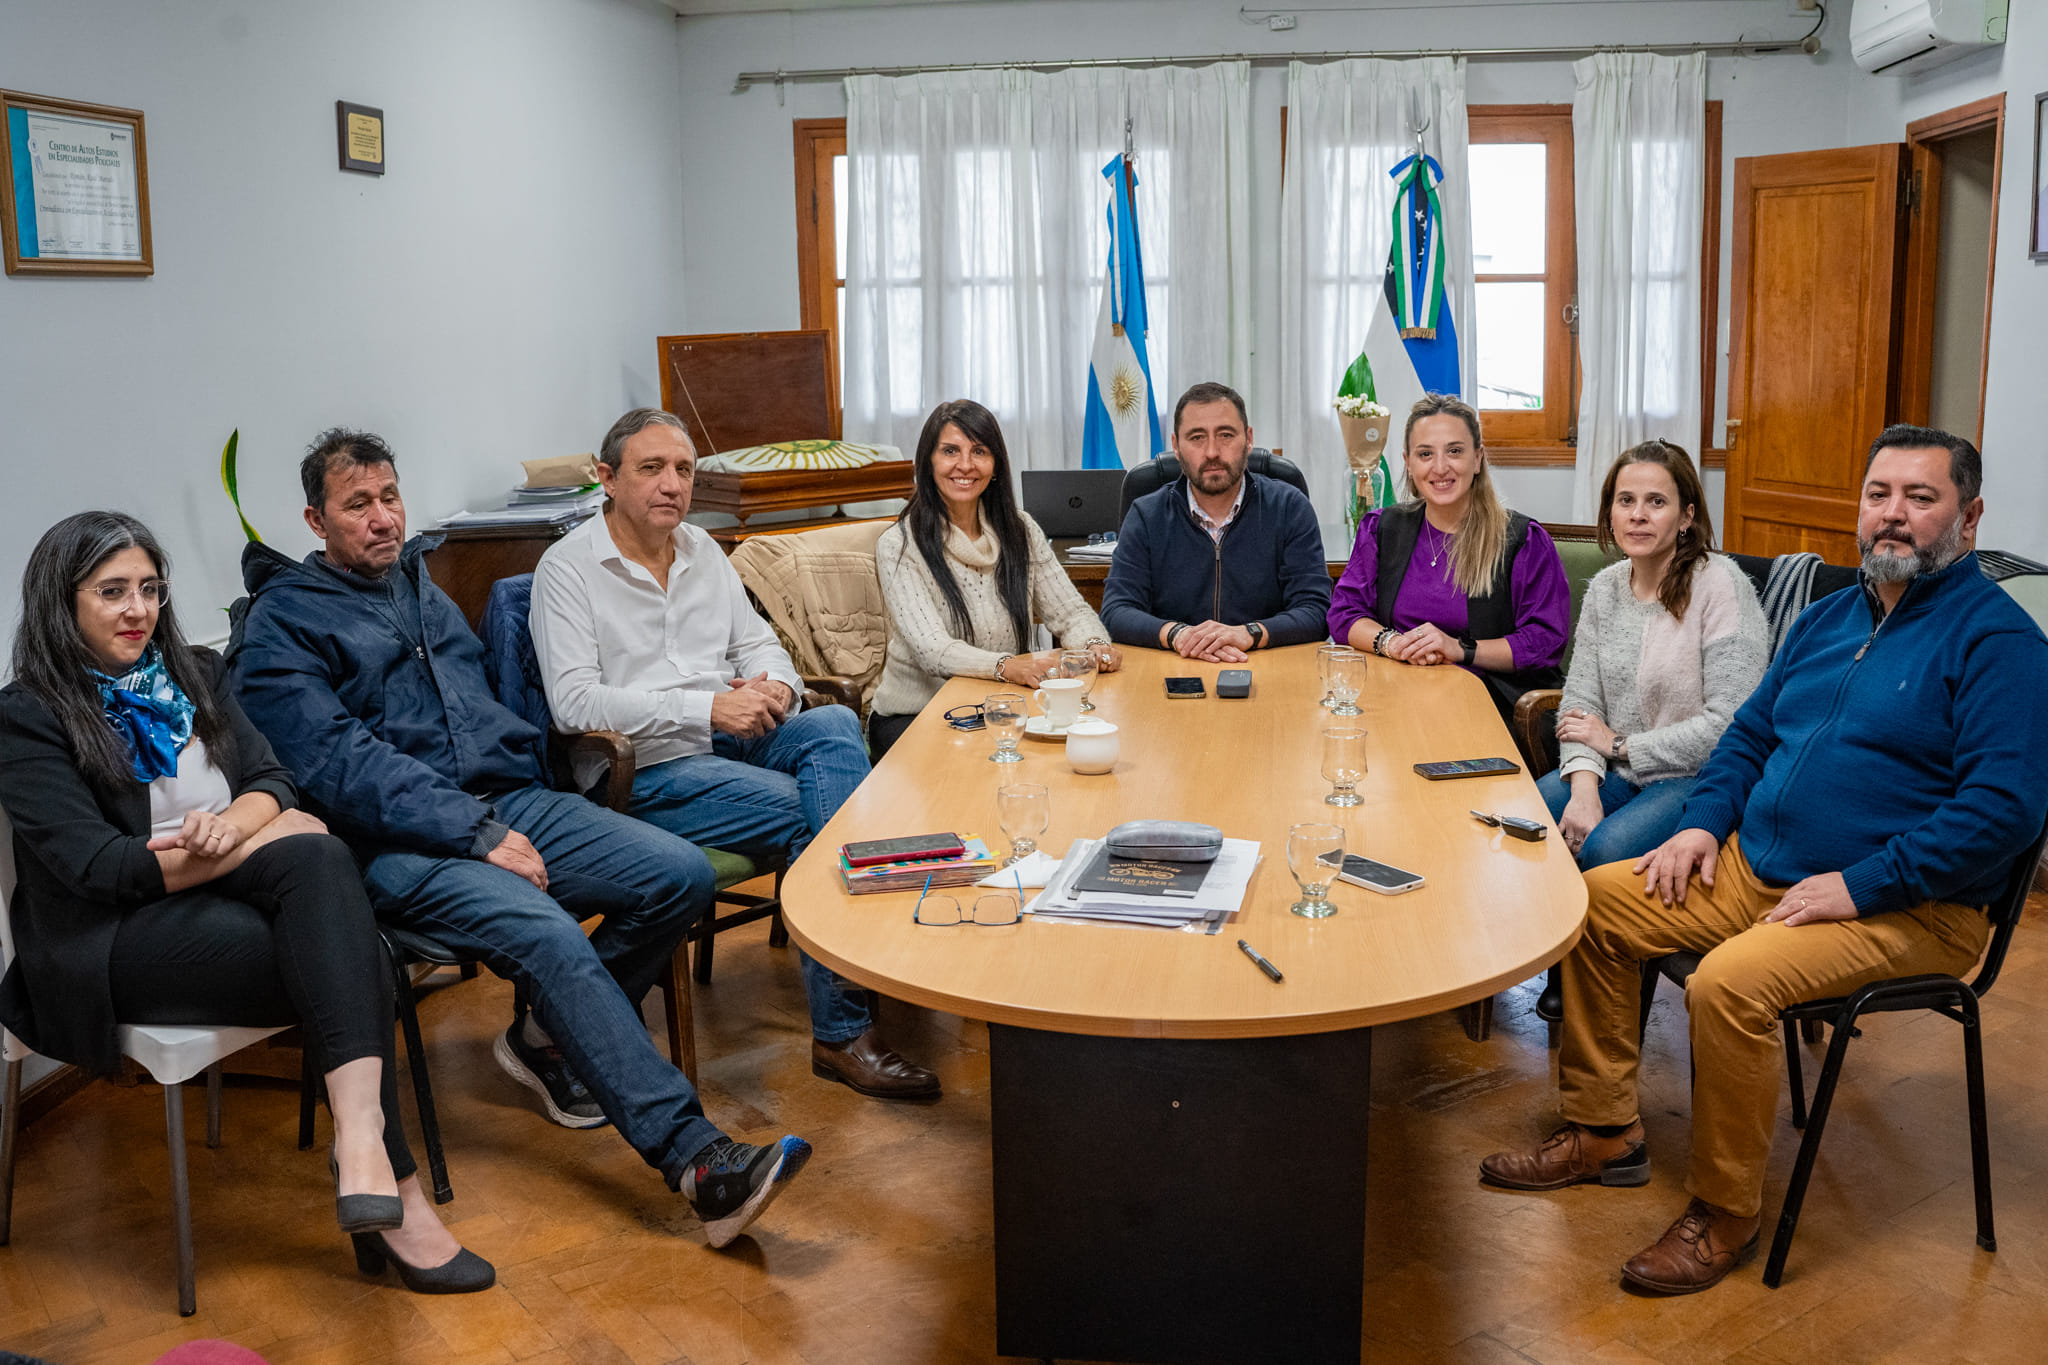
[1533,442,1767,1017]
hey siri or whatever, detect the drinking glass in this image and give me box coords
[1059,648,1100,712]
[1287,822,1346,918]
[1328,648,1367,717]
[985,691,1027,762]
[997,783,1050,865]
[1321,727,1367,807]
[1316,643,1348,709]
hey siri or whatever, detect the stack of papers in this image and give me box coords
[840,834,998,894]
[1026,836,1260,931]
[1064,542,1117,562]
[437,485,606,529]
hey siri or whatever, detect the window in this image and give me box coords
[793,119,847,430]
[1467,102,1723,465]
[1468,107,1577,450]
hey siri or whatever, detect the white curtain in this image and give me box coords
[1570,52,1706,521]
[1277,58,1474,521]
[842,63,1251,470]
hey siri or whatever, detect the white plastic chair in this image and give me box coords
[0,810,285,1315]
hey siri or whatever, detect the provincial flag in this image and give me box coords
[1081,152,1166,471]
[1339,152,1462,509]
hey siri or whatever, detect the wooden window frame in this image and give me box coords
[1472,102,1724,469]
[1468,106,1578,455]
[793,118,847,430]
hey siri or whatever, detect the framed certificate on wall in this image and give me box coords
[0,89,153,277]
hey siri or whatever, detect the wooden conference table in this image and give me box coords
[782,645,1587,1365]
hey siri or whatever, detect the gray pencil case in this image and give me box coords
[1104,819,1224,863]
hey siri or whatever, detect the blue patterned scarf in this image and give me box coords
[95,644,195,783]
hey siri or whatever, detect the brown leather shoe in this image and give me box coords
[1620,1198,1760,1295]
[811,1029,940,1100]
[1479,1121,1650,1190]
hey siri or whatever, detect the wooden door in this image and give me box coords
[1726,144,1909,561]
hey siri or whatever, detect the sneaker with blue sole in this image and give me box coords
[682,1135,812,1248]
[493,1019,609,1129]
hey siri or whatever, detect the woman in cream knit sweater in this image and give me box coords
[870,399,1121,758]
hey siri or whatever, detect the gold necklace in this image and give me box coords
[1425,521,1451,568]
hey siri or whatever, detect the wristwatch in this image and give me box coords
[1610,734,1628,762]
[1458,634,1477,666]
[1245,622,1266,650]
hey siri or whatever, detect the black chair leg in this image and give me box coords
[1764,1007,1859,1288]
[693,921,716,985]
[768,907,789,949]
[1784,1017,1809,1130]
[392,954,453,1205]
[298,1046,318,1151]
[1637,961,1661,1042]
[1960,992,1996,1252]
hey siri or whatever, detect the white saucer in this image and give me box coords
[1023,715,1075,740]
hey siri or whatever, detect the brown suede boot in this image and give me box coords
[1620,1198,1760,1294]
[1478,1121,1650,1191]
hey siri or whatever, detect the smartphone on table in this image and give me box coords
[1319,852,1426,895]
[1165,676,1206,699]
[1412,757,1521,780]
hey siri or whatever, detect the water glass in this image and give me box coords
[985,691,1027,762]
[1328,648,1367,717]
[1287,822,1346,918]
[997,782,1050,865]
[1321,727,1367,807]
[1316,643,1348,709]
[1059,648,1100,712]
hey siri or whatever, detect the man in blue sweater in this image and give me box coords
[1480,424,2048,1295]
[1099,382,1331,661]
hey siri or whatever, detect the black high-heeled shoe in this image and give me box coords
[351,1230,496,1294]
[330,1153,404,1234]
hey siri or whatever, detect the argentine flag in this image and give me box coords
[1340,152,1462,509]
[1081,152,1165,471]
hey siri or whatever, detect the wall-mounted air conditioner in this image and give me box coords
[1851,0,2009,75]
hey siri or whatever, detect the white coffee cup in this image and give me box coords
[1065,718,1120,774]
[1034,676,1086,729]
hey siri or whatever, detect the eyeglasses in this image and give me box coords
[943,703,987,732]
[914,890,1023,927]
[80,580,170,608]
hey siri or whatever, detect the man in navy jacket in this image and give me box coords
[1480,425,2048,1296]
[232,429,810,1250]
[1099,382,1331,662]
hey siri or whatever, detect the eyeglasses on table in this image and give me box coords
[913,887,1023,927]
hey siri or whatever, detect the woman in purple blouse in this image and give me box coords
[1326,394,1570,721]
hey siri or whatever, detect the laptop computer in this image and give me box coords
[1022,469,1129,538]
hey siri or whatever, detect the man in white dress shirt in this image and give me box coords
[532,408,938,1100]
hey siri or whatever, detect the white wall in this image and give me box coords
[0,0,689,632]
[672,0,1870,530]
[1844,12,2048,557]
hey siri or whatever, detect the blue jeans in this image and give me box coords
[1537,767,1699,871]
[628,704,875,1046]
[360,785,720,1187]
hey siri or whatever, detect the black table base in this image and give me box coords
[989,1023,1373,1365]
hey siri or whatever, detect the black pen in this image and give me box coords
[1237,939,1284,983]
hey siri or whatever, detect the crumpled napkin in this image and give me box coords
[975,849,1065,890]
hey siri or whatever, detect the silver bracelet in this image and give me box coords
[993,653,1014,683]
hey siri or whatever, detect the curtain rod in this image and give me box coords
[731,34,1821,93]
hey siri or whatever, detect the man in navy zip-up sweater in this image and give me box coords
[1481,425,2048,1296]
[1100,383,1331,661]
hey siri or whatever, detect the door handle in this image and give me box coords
[1724,418,1741,450]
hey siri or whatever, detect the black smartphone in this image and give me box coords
[843,832,966,867]
[1413,757,1522,780]
[1319,852,1426,895]
[1216,669,1251,698]
[1165,676,1206,699]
